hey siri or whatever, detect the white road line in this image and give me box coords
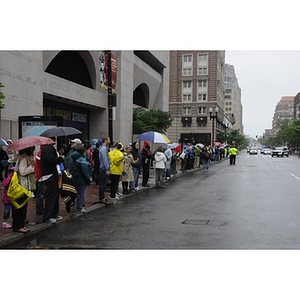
[291,173,300,181]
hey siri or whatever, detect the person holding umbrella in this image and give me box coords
[41,138,65,224]
[13,146,36,233]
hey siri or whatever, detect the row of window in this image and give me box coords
[182,106,232,115]
[183,54,208,77]
[182,107,207,115]
[183,67,208,76]
[183,80,207,88]
[183,53,208,63]
[182,93,207,102]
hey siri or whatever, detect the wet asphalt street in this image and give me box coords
[7,150,300,249]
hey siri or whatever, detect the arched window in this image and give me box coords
[45,51,93,88]
[133,83,149,108]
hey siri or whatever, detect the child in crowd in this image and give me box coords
[1,167,14,229]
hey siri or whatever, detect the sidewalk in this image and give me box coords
[0,160,225,248]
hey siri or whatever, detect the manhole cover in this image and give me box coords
[182,219,209,225]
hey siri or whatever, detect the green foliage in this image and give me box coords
[226,128,249,148]
[262,118,300,147]
[0,82,5,109]
[133,107,173,134]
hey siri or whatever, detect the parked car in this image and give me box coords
[261,148,272,155]
[249,147,258,155]
[271,147,289,157]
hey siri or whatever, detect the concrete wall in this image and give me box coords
[0,50,169,145]
[0,51,43,140]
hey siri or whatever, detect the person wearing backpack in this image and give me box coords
[69,145,93,213]
[202,146,210,171]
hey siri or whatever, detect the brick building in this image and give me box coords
[168,50,228,146]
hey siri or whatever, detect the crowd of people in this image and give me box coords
[0,135,237,234]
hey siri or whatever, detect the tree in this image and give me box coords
[133,107,173,134]
[0,82,5,109]
[226,128,249,148]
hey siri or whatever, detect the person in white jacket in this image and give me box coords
[154,147,167,188]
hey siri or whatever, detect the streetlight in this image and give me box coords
[209,107,218,146]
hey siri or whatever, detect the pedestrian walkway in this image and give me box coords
[0,159,226,247]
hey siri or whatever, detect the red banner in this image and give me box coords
[99,51,117,91]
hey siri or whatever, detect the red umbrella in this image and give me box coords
[7,136,55,151]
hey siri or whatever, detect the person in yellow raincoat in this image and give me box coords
[229,145,238,165]
[108,142,124,201]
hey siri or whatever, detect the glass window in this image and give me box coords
[183,68,192,76]
[183,54,192,63]
[198,54,208,62]
[198,107,206,114]
[183,80,192,88]
[198,93,207,101]
[198,67,208,75]
[183,93,192,102]
[198,80,207,88]
[183,107,191,115]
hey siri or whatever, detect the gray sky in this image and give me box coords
[225,51,300,139]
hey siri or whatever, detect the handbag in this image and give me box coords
[179,152,185,159]
[7,172,31,209]
[58,170,77,204]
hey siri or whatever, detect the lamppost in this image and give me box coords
[209,107,218,146]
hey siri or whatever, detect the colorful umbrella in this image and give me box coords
[0,138,8,146]
[40,126,82,137]
[168,142,179,149]
[7,136,55,151]
[137,131,171,144]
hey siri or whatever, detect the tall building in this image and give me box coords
[224,64,243,134]
[168,50,228,145]
[0,51,169,145]
[294,92,300,119]
[271,96,294,134]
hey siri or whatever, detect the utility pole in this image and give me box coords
[107,51,113,145]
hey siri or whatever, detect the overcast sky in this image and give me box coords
[225,51,300,138]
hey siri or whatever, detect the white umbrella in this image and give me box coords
[196,143,204,148]
[0,138,8,146]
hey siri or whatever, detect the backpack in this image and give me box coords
[58,170,77,206]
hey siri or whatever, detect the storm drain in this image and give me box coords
[182,219,209,225]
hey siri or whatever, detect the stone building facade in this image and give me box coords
[224,64,243,134]
[271,96,294,134]
[0,51,169,146]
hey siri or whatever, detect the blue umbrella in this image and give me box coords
[0,138,8,146]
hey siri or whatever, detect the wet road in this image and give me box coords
[7,151,300,249]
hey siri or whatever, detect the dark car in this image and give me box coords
[271,147,289,157]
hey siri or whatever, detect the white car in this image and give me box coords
[262,148,272,155]
[249,148,258,155]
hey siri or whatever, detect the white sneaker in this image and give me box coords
[46,218,57,224]
[56,216,63,221]
[135,187,139,191]
[80,208,86,213]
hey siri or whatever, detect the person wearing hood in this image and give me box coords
[154,146,167,188]
[69,144,93,213]
[130,142,141,191]
[141,141,152,187]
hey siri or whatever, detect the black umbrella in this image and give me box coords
[40,126,82,137]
